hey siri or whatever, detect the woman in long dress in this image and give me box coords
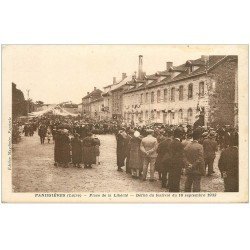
[60,129,71,167]
[129,131,143,178]
[82,132,96,168]
[71,133,82,168]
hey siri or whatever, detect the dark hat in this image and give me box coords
[193,129,202,140]
[174,128,183,138]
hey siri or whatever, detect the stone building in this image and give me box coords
[123,55,238,127]
[89,97,104,120]
[81,87,103,118]
[102,73,132,120]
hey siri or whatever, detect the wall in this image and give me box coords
[103,95,112,120]
[207,57,237,126]
[90,99,104,120]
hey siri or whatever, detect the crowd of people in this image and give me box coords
[115,124,239,192]
[35,116,104,168]
[13,114,239,192]
[53,129,100,168]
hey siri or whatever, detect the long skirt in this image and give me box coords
[82,146,96,165]
[72,146,82,164]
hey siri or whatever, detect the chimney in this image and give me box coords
[87,92,90,95]
[138,55,143,80]
[94,87,96,90]
[166,62,173,71]
[122,73,127,80]
[113,77,116,85]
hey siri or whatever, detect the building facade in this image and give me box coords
[89,97,104,120]
[102,73,132,121]
[81,87,103,118]
[110,76,134,121]
[123,55,238,127]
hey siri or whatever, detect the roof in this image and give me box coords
[170,55,226,82]
[123,55,230,95]
[102,91,111,97]
[82,88,103,99]
[90,97,104,103]
[103,75,133,94]
[169,63,187,72]
[185,58,205,66]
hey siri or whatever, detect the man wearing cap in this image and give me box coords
[158,131,172,188]
[203,131,218,176]
[168,128,185,192]
[184,129,205,192]
[140,129,158,181]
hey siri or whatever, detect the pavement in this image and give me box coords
[12,133,224,193]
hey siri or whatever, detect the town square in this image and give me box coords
[10,47,238,193]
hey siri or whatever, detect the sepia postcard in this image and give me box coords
[1,44,248,203]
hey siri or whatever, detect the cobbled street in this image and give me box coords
[12,133,224,193]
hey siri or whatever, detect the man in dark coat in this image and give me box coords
[71,133,82,167]
[155,130,166,180]
[116,129,127,172]
[203,131,218,176]
[157,132,172,188]
[125,129,134,174]
[168,128,184,192]
[184,130,205,192]
[193,114,204,130]
[23,124,29,136]
[54,130,61,166]
[218,132,239,192]
[38,124,47,144]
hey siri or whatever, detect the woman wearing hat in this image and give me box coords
[56,129,71,167]
[82,131,97,168]
[129,131,143,178]
[71,133,82,168]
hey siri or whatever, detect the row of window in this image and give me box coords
[130,81,205,104]
[124,108,194,121]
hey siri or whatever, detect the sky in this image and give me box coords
[3,45,224,104]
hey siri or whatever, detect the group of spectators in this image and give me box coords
[35,117,103,168]
[53,129,101,168]
[13,115,239,192]
[115,124,239,192]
